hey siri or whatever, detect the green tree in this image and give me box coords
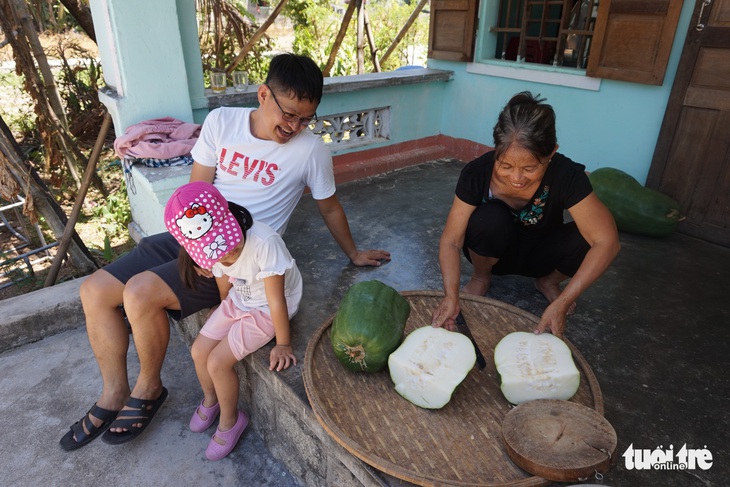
[288,0,428,76]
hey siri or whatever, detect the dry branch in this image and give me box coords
[0,114,98,276]
[225,0,289,74]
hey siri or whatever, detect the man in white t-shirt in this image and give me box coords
[60,54,390,450]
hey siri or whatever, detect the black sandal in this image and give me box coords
[59,403,120,451]
[101,387,168,445]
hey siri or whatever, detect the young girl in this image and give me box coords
[164,181,302,461]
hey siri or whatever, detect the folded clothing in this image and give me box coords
[123,155,194,195]
[114,116,202,160]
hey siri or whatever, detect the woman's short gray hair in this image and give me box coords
[493,91,557,161]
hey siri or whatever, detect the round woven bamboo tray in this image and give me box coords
[303,291,604,487]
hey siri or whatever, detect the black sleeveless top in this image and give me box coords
[455,151,593,235]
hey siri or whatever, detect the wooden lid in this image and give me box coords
[502,399,617,483]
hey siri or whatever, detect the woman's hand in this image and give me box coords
[269,344,297,371]
[431,296,459,331]
[534,299,572,337]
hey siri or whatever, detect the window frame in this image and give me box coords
[432,0,685,88]
[489,0,599,68]
[470,0,601,90]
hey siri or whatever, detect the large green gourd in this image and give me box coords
[330,280,410,373]
[589,167,681,237]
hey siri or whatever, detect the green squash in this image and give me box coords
[330,280,410,373]
[589,167,682,237]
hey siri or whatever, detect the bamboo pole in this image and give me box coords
[323,0,358,77]
[225,0,290,74]
[44,112,112,287]
[363,8,380,72]
[356,0,365,74]
[379,0,428,66]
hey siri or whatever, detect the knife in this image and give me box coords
[455,311,487,369]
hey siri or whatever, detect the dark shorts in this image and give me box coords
[104,232,220,320]
[463,200,589,278]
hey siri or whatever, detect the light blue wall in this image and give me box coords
[89,0,200,134]
[318,82,448,155]
[204,76,449,155]
[429,0,696,184]
[92,0,693,186]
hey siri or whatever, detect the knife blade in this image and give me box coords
[455,311,486,369]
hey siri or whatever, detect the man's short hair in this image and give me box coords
[265,53,324,104]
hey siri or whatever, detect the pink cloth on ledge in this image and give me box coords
[114,117,202,160]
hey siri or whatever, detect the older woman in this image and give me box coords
[431,92,620,337]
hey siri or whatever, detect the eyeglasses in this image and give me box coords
[266,85,317,126]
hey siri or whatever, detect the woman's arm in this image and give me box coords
[315,195,391,267]
[431,196,477,330]
[536,192,621,335]
[263,274,297,371]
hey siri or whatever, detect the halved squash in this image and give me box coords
[388,326,476,409]
[494,332,580,405]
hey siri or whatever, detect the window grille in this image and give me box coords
[490,0,599,68]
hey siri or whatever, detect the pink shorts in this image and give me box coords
[199,297,275,361]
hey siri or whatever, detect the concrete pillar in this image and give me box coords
[88,0,206,135]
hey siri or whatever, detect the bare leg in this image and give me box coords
[108,271,179,432]
[462,250,499,296]
[207,340,241,436]
[535,270,577,314]
[191,335,221,413]
[77,269,132,436]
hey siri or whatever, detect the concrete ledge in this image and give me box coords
[172,312,394,487]
[0,277,86,352]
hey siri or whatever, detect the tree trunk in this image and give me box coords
[11,0,69,133]
[0,0,107,196]
[58,0,96,43]
[0,114,98,276]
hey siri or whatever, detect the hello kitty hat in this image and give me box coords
[164,181,243,269]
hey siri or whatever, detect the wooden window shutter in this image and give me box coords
[428,0,479,61]
[586,0,683,85]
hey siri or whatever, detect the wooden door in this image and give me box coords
[648,0,730,247]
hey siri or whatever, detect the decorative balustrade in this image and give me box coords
[310,107,390,149]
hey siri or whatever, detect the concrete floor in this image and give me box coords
[282,159,730,486]
[0,323,301,487]
[2,159,728,486]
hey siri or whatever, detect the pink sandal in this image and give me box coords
[205,410,249,461]
[189,399,220,433]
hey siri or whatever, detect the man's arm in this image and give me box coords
[189,162,216,183]
[315,195,390,267]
